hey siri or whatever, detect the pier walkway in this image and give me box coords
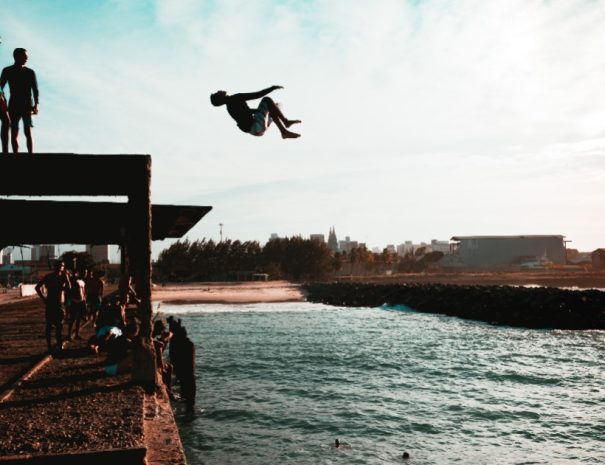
[0,153,208,463]
[0,299,186,465]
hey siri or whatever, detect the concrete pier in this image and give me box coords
[0,299,187,465]
[0,154,210,464]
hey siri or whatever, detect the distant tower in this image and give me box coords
[327,227,339,253]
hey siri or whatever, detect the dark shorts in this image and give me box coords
[45,303,65,326]
[87,296,102,313]
[9,108,33,129]
[68,301,85,320]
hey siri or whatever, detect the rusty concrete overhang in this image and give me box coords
[0,154,151,197]
[0,199,211,245]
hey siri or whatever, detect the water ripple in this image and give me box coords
[170,302,605,465]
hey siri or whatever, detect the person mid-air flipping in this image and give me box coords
[210,85,301,139]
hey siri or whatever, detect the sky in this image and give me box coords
[2,0,605,258]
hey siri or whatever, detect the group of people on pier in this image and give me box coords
[88,276,142,376]
[35,260,196,409]
[35,261,104,352]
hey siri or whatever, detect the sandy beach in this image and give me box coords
[152,280,305,305]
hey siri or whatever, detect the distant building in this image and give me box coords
[447,235,566,269]
[86,245,111,264]
[31,245,58,262]
[385,244,396,254]
[310,234,325,243]
[397,241,414,256]
[567,249,591,265]
[429,239,450,254]
[396,240,441,256]
[592,249,605,270]
[339,236,360,253]
[327,227,339,253]
[339,239,348,252]
[0,264,31,286]
[269,233,279,241]
[1,249,13,265]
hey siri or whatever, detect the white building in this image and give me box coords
[397,241,432,256]
[31,245,58,262]
[1,250,13,265]
[310,234,325,243]
[86,245,111,264]
[429,239,450,254]
[396,241,414,256]
[339,236,361,253]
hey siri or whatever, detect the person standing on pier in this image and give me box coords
[0,48,39,154]
[35,261,71,353]
[85,270,104,324]
[210,85,301,139]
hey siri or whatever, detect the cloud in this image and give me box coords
[2,0,605,252]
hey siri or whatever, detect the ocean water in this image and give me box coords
[162,302,605,465]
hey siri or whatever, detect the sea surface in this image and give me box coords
[162,302,605,464]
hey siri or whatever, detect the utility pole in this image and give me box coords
[219,223,223,242]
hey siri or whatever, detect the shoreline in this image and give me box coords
[152,280,305,305]
[150,273,605,307]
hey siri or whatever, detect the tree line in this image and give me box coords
[154,237,444,282]
[154,237,334,281]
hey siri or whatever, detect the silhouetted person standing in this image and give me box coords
[210,85,301,139]
[35,261,70,353]
[0,48,39,154]
[85,270,104,323]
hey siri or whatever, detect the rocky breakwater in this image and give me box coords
[303,282,605,329]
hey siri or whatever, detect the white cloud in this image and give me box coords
[2,0,605,252]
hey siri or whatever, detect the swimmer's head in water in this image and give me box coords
[335,439,340,447]
[402,451,410,459]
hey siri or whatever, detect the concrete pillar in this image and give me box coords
[128,155,153,339]
[128,155,156,390]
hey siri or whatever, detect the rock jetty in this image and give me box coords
[303,282,605,329]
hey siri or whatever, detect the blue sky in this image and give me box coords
[2,0,605,257]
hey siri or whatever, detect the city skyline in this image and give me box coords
[2,1,604,255]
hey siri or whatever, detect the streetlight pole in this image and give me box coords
[219,223,223,242]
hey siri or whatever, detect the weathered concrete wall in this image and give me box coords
[303,282,605,329]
